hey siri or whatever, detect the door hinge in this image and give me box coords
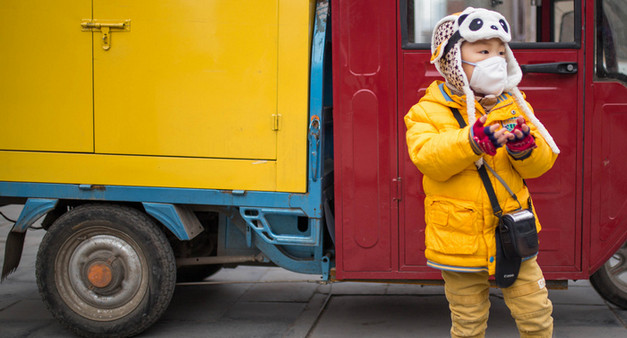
[272,114,282,131]
[393,177,402,201]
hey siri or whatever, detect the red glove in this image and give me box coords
[506,119,537,153]
[470,117,501,156]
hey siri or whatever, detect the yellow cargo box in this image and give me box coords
[0,0,314,193]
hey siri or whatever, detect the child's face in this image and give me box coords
[461,38,506,82]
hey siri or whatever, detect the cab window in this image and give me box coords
[596,0,627,82]
[403,0,578,47]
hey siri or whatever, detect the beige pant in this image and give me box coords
[441,257,553,338]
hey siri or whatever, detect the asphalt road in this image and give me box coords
[1,204,626,337]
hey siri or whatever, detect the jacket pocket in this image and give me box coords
[425,197,479,255]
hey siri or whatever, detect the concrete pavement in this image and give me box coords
[1,204,626,337]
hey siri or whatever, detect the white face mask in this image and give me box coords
[463,56,508,96]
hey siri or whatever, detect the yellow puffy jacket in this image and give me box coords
[404,81,558,275]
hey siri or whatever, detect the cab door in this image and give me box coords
[588,0,627,272]
[399,0,583,277]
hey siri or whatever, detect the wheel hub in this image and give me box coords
[86,262,113,288]
[57,231,149,321]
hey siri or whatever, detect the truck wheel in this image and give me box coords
[36,204,176,337]
[590,240,627,309]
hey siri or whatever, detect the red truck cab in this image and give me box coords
[333,0,627,307]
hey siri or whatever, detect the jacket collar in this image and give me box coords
[426,81,484,114]
[426,81,517,115]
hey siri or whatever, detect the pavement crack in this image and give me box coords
[0,300,20,312]
[605,300,627,329]
[303,292,332,338]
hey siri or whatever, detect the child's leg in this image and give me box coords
[441,270,491,338]
[501,256,553,338]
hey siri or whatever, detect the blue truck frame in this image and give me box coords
[1,1,333,281]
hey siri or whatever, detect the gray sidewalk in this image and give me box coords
[1,205,626,337]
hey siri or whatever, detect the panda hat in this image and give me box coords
[430,7,559,155]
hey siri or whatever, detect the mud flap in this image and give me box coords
[1,198,58,281]
[1,231,26,280]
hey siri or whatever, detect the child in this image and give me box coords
[404,7,560,338]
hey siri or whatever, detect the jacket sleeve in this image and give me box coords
[507,101,558,178]
[405,103,481,182]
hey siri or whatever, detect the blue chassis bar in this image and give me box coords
[0,182,323,218]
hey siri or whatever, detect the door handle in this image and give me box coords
[520,62,578,74]
[81,20,131,51]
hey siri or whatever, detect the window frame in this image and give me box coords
[595,0,627,83]
[400,0,582,50]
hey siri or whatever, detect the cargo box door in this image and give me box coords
[92,0,281,160]
[0,1,93,152]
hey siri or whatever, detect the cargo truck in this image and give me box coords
[1,0,626,336]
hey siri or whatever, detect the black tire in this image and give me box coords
[590,240,627,309]
[36,204,176,337]
[176,264,222,283]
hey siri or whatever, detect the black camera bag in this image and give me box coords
[499,209,539,259]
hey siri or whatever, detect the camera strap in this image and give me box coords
[450,107,525,287]
[449,108,522,217]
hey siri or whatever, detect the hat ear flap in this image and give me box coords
[504,45,522,89]
[430,41,446,63]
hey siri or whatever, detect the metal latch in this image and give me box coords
[81,20,131,51]
[308,115,321,182]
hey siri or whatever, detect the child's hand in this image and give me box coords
[470,115,512,156]
[506,117,537,153]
